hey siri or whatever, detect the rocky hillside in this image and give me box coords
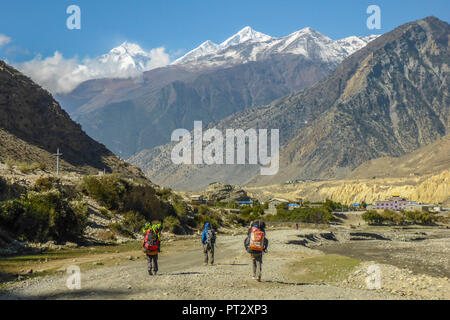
[0,60,144,179]
[348,134,450,179]
[131,16,449,190]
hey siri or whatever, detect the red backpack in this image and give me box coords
[144,229,159,253]
[249,226,265,252]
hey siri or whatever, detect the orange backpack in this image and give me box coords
[249,226,265,252]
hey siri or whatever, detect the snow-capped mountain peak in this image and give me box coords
[219,26,273,48]
[172,26,380,68]
[98,42,154,72]
[109,42,147,56]
[172,40,219,64]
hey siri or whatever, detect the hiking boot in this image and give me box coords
[257,277,261,282]
[148,270,153,276]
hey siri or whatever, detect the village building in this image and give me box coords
[267,198,289,214]
[375,195,410,211]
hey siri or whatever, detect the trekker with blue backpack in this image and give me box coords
[201,222,216,265]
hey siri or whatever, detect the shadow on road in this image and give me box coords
[264,280,321,286]
[164,272,201,276]
[0,288,133,300]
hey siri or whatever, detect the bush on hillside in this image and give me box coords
[163,215,183,234]
[17,162,46,174]
[33,176,60,192]
[80,175,170,223]
[0,191,88,243]
[122,211,147,233]
[122,185,168,221]
[79,175,127,210]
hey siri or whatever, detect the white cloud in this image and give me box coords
[14,44,171,94]
[0,34,12,47]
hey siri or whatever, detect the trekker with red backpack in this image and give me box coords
[142,224,161,276]
[244,220,269,282]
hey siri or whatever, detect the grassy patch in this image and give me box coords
[0,241,141,283]
[287,254,360,284]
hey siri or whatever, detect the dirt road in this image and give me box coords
[0,229,407,300]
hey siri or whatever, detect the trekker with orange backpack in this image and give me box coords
[142,224,161,276]
[244,220,269,282]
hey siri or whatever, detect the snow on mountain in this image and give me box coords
[98,41,156,73]
[173,26,380,68]
[172,40,220,64]
[220,26,273,47]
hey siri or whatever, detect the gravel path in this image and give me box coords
[0,229,404,300]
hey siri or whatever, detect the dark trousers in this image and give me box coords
[251,252,263,279]
[146,254,158,273]
[203,245,215,264]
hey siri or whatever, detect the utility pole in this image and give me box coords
[54,148,63,175]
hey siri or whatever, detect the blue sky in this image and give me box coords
[0,0,448,62]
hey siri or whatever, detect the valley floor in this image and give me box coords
[1,223,449,300]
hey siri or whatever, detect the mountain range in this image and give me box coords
[173,26,378,68]
[55,26,379,158]
[129,16,449,190]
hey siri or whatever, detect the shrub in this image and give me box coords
[163,216,182,234]
[5,159,15,170]
[17,162,43,174]
[79,175,127,210]
[80,176,169,223]
[122,211,147,233]
[0,191,88,242]
[108,222,135,238]
[0,178,27,202]
[240,206,253,215]
[324,199,342,212]
[363,209,435,226]
[404,210,436,225]
[362,210,383,225]
[34,176,60,192]
[194,205,223,229]
[172,197,189,219]
[155,188,172,200]
[380,210,405,225]
[122,185,166,221]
